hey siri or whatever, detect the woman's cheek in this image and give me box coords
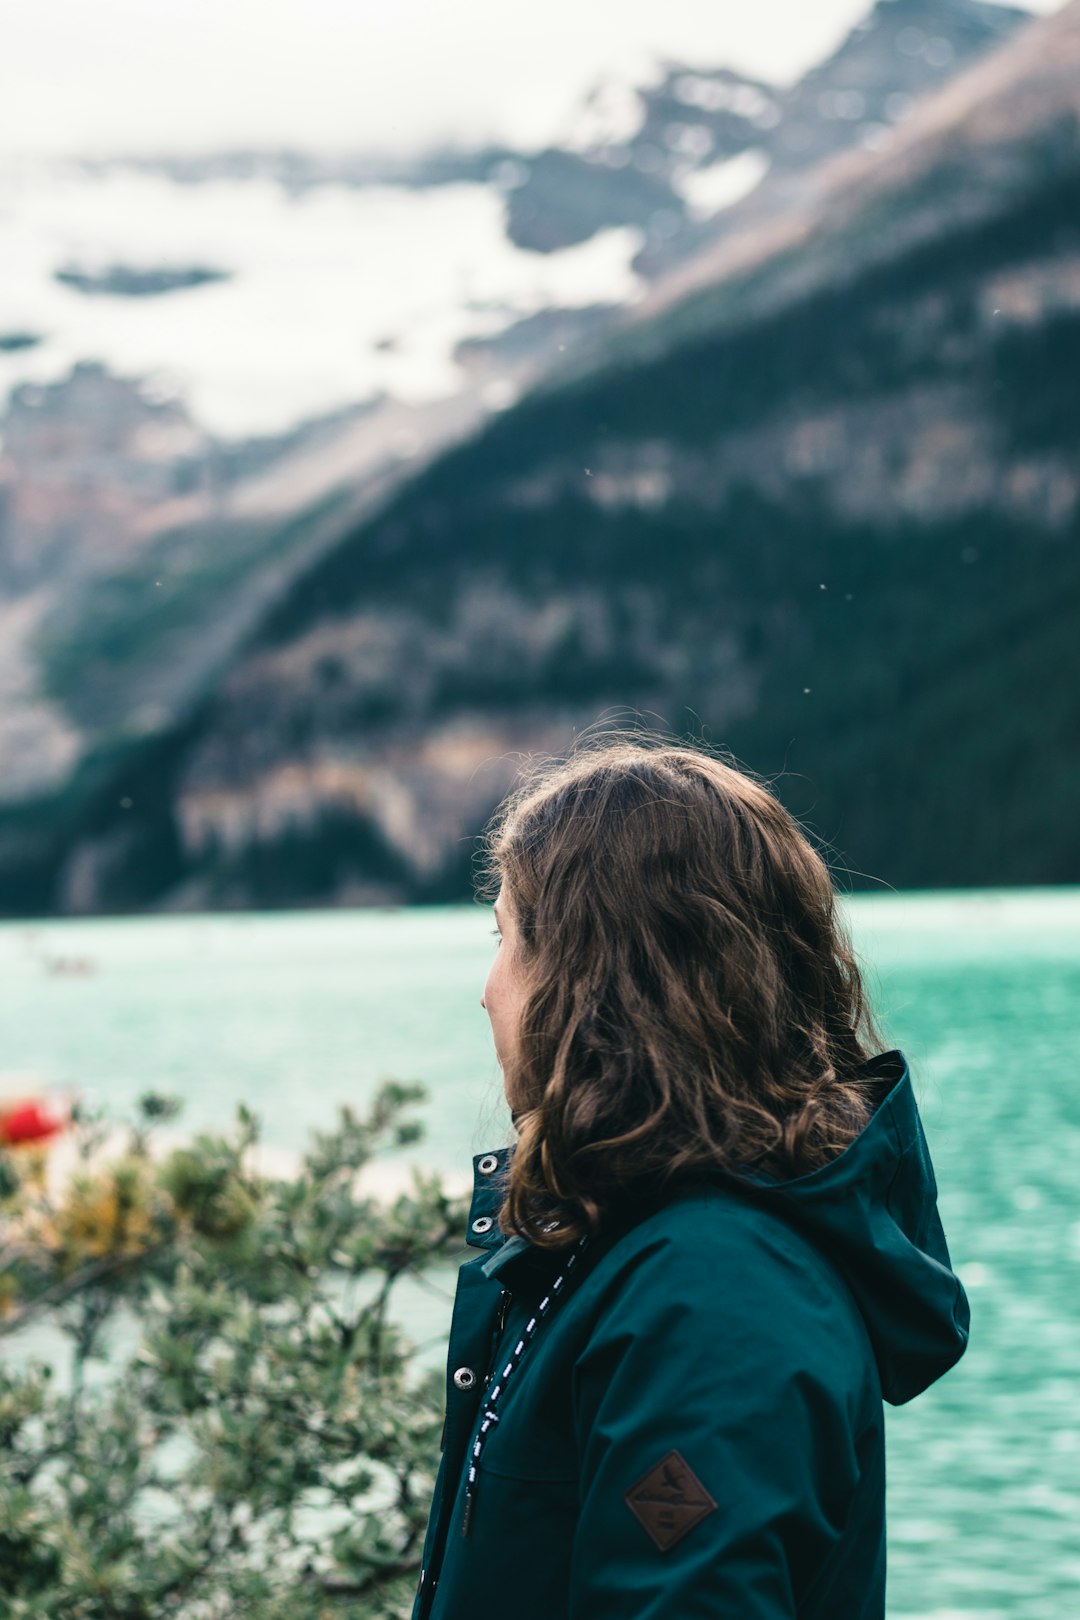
[483,959,505,1050]
[483,954,500,1014]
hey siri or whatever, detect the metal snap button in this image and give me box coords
[453,1366,477,1390]
[471,1215,494,1234]
[477,1154,499,1175]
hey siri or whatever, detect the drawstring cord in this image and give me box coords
[461,1234,589,1537]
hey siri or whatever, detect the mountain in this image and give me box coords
[102,2,1032,317]
[4,0,1078,913]
[503,0,1032,267]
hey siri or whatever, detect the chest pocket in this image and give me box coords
[475,1308,580,1485]
[478,1412,579,1484]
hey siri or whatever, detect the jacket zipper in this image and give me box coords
[441,1286,510,1454]
[419,1287,512,1617]
[461,1237,589,1539]
[462,1288,513,1539]
[484,1288,512,1388]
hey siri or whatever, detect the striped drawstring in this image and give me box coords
[461,1234,589,1537]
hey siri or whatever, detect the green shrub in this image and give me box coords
[0,1084,468,1618]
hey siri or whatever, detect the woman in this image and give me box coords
[413,740,970,1620]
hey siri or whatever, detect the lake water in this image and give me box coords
[2,889,1078,1619]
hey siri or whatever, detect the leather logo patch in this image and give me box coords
[624,1449,717,1552]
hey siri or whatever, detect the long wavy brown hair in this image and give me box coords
[481,737,885,1250]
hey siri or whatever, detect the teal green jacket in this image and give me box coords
[413,1050,970,1619]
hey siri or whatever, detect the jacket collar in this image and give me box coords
[465,1143,588,1290]
[465,1146,512,1251]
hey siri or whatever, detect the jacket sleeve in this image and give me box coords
[568,1218,869,1619]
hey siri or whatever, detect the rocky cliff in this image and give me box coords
[3,0,1078,913]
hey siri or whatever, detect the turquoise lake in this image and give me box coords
[1,889,1078,1619]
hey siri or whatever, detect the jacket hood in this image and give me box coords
[736,1048,970,1405]
[469,1049,970,1408]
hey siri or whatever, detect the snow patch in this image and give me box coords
[0,158,646,437]
[673,148,770,221]
[558,58,661,153]
[673,74,777,124]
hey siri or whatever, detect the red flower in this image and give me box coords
[0,1101,65,1147]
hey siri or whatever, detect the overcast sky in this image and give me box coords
[1,0,1063,159]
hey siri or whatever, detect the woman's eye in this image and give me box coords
[491,929,502,943]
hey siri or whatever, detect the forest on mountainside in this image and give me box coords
[1,0,1078,914]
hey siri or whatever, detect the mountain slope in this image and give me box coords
[503,0,1031,265]
[2,0,1078,912]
